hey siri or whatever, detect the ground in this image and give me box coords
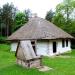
[0,44,75,75]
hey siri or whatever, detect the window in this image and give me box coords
[66,39,68,47]
[62,40,65,47]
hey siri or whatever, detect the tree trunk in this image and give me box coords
[66,5,69,24]
[6,20,9,37]
[1,23,2,36]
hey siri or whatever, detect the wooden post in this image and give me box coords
[15,41,20,57]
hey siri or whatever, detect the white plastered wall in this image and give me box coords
[56,40,71,54]
[11,39,71,55]
[48,39,71,56]
[11,43,18,51]
[36,39,71,56]
[36,41,49,56]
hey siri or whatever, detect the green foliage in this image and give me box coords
[14,12,28,31]
[0,3,17,36]
[0,36,6,41]
[45,0,75,36]
[13,9,32,31]
[52,13,66,29]
[0,44,75,75]
[0,3,31,37]
[56,0,75,18]
[51,0,75,37]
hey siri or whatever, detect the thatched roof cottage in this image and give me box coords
[8,17,73,56]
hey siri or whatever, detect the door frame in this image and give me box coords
[53,41,57,53]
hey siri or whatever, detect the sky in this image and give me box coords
[0,0,63,18]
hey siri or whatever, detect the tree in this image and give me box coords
[56,0,75,24]
[52,0,75,35]
[14,9,32,31]
[14,12,29,31]
[52,13,66,29]
[1,3,17,37]
[45,10,54,22]
[51,0,75,49]
[0,8,2,36]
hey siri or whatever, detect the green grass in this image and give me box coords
[0,44,75,75]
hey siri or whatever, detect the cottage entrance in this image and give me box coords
[53,42,56,53]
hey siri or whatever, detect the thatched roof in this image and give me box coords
[8,17,73,40]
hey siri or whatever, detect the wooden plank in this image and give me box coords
[21,41,33,60]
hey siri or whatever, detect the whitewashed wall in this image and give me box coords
[56,40,71,54]
[36,41,49,56]
[36,39,71,56]
[48,41,53,56]
[11,39,71,55]
[11,43,18,51]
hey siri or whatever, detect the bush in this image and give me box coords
[0,36,10,44]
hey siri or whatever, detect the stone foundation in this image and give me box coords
[16,58,42,68]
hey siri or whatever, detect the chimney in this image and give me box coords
[28,13,38,20]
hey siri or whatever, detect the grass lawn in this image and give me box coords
[0,44,75,75]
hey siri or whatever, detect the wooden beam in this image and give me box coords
[15,41,20,57]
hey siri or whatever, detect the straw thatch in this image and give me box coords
[8,17,73,40]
